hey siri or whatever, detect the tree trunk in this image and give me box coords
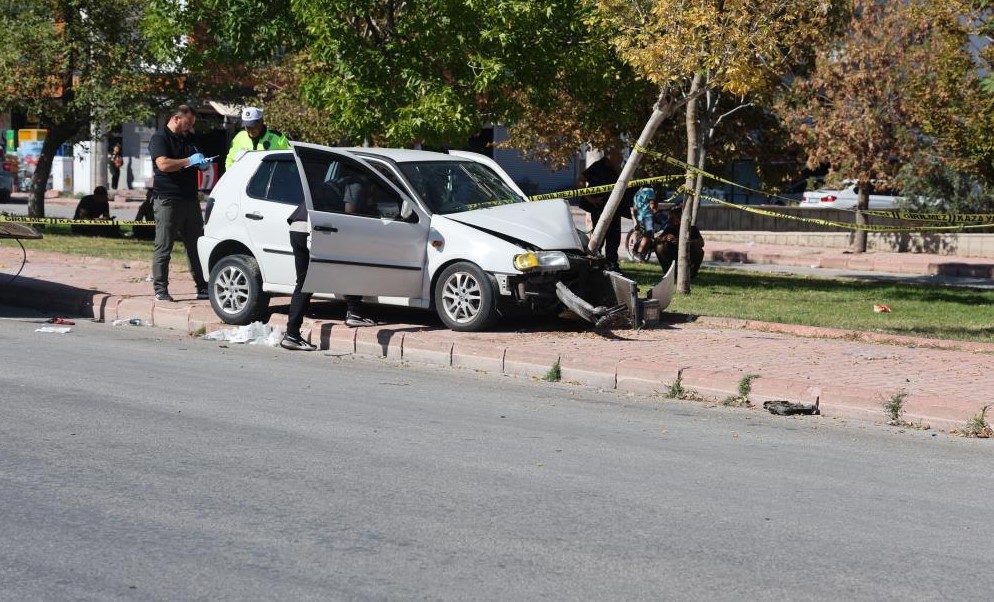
[27,122,80,218]
[587,89,677,256]
[677,73,704,294]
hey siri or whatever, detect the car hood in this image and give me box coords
[443,199,583,250]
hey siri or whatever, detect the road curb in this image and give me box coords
[3,273,988,434]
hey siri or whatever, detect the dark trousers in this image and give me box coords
[656,242,704,280]
[590,209,622,266]
[109,166,121,190]
[286,230,312,338]
[152,197,206,294]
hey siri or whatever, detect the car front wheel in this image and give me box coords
[434,262,498,332]
[209,254,269,324]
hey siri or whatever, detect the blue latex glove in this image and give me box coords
[187,152,206,167]
[198,161,210,172]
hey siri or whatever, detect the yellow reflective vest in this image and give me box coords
[225,128,291,168]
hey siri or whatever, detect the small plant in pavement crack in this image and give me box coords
[665,369,704,401]
[958,404,993,438]
[883,389,908,424]
[668,370,686,398]
[723,374,759,407]
[543,359,561,382]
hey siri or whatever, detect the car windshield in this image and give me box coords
[396,160,526,215]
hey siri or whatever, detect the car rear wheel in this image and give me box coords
[209,254,269,324]
[434,262,497,332]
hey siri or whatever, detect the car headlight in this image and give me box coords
[513,251,569,272]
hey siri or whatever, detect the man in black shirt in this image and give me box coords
[148,104,211,302]
[71,185,120,237]
[578,148,625,270]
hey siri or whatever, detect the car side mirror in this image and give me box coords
[400,198,415,220]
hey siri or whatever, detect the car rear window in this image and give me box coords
[246,158,304,205]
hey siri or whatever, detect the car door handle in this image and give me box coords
[313,225,338,233]
[245,212,263,220]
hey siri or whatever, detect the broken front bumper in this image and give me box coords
[553,260,676,329]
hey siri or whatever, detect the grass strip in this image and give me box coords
[622,261,994,343]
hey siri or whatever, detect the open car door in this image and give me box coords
[292,144,429,298]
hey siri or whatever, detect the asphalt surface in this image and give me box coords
[2,310,992,600]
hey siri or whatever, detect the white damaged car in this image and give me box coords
[198,144,673,331]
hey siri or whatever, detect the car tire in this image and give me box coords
[0,189,10,203]
[209,254,269,325]
[434,261,498,332]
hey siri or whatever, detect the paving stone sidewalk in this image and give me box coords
[2,243,992,434]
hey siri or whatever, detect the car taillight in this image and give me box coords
[821,195,836,203]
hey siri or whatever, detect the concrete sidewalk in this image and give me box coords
[2,241,993,434]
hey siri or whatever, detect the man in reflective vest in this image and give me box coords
[225,106,291,169]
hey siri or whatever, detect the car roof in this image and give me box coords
[283,143,468,165]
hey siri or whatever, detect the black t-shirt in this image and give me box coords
[581,157,632,221]
[148,126,199,201]
[74,194,110,219]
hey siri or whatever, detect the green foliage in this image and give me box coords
[779,0,994,200]
[543,359,562,382]
[0,1,159,132]
[737,374,760,399]
[896,158,994,214]
[150,0,635,151]
[667,371,686,399]
[959,405,993,438]
[143,0,302,71]
[0,1,171,216]
[883,390,908,423]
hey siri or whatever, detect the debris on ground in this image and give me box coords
[763,400,821,416]
[35,326,72,334]
[203,321,283,346]
[873,304,892,313]
[112,318,146,326]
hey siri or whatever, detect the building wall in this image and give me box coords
[489,126,579,196]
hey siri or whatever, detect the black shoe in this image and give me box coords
[280,333,317,351]
[196,286,209,300]
[345,312,375,327]
[155,291,174,302]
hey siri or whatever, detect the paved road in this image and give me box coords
[2,308,992,600]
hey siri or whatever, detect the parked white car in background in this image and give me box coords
[199,145,668,332]
[799,181,902,209]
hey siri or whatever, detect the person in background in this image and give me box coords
[630,186,656,261]
[654,205,705,280]
[108,143,123,190]
[148,104,211,302]
[339,173,376,327]
[127,188,156,240]
[280,200,318,351]
[577,147,625,270]
[71,185,120,237]
[225,106,291,169]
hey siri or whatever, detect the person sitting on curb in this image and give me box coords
[71,186,121,237]
[654,205,704,279]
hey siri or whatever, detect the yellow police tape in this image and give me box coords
[634,144,994,231]
[528,174,684,202]
[698,194,994,232]
[0,214,154,227]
